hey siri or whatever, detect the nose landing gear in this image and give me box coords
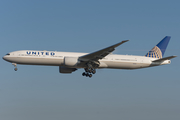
[12,63,18,71]
[14,67,18,71]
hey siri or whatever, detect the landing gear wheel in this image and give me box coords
[89,69,92,73]
[86,73,89,77]
[89,74,92,78]
[14,68,18,71]
[85,68,89,72]
[82,72,86,76]
[92,70,96,74]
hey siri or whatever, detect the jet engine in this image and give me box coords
[59,66,77,73]
[64,57,79,67]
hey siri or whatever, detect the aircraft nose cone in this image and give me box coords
[2,56,6,60]
[2,55,13,63]
[2,56,7,61]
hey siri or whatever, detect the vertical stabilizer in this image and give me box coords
[145,36,171,58]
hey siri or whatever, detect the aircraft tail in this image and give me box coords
[145,36,171,58]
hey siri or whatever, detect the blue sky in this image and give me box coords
[1,0,180,120]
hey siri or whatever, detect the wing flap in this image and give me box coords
[79,40,129,61]
[152,55,177,62]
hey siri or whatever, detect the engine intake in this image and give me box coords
[64,57,79,67]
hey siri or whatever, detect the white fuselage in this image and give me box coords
[3,50,171,69]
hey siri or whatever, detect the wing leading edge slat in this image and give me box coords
[79,40,129,61]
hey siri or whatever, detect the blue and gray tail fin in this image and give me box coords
[145,36,171,58]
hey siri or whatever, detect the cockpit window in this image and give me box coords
[6,53,10,55]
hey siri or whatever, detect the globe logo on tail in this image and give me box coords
[145,46,162,58]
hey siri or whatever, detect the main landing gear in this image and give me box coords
[82,68,96,78]
[12,63,18,71]
[82,62,98,78]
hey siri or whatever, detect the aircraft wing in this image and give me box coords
[79,40,129,61]
[152,55,177,62]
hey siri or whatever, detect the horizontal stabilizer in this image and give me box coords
[152,55,177,62]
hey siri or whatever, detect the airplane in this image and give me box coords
[3,36,177,78]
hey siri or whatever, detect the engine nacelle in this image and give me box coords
[64,57,79,67]
[59,66,77,73]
